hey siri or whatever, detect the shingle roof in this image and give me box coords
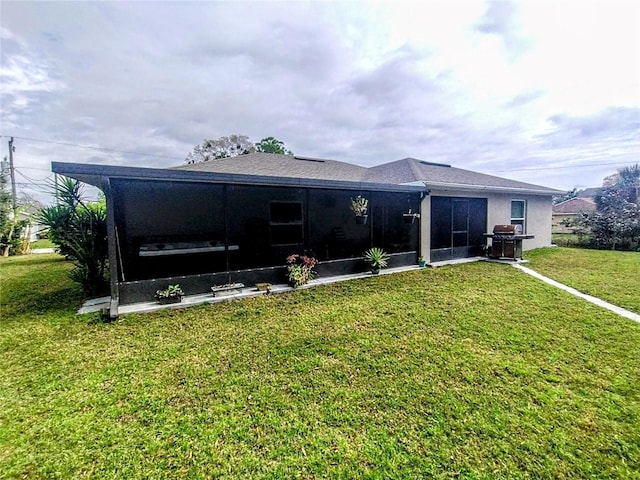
[173,153,367,182]
[576,187,601,198]
[174,154,561,195]
[366,158,559,192]
[552,197,597,214]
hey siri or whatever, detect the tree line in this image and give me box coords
[185,135,292,164]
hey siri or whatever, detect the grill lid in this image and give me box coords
[492,224,523,235]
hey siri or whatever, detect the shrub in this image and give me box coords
[39,178,108,294]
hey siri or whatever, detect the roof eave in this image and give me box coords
[52,162,427,193]
[421,181,563,195]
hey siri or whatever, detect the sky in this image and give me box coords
[1,0,639,203]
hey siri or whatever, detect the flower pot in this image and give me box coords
[211,283,245,297]
[256,282,272,292]
[158,296,182,305]
[370,267,380,275]
[355,215,368,225]
[418,260,426,267]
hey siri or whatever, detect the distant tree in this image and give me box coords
[0,172,12,249]
[553,187,578,205]
[0,172,27,256]
[577,164,640,250]
[255,137,293,155]
[185,135,256,164]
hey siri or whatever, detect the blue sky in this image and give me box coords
[1,0,638,202]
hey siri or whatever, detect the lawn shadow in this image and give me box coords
[1,254,87,320]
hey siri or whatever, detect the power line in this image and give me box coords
[3,135,184,161]
[2,133,637,174]
[18,166,55,172]
[16,168,52,184]
[15,171,51,192]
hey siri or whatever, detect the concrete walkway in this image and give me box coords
[31,248,57,254]
[513,263,640,324]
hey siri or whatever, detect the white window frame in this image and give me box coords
[510,199,526,233]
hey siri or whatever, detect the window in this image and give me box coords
[270,201,303,245]
[511,200,526,232]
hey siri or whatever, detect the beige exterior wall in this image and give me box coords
[419,189,554,262]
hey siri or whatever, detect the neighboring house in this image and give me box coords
[552,197,597,233]
[52,153,561,315]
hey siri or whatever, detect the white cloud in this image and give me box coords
[0,0,638,204]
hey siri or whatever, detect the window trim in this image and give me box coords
[269,201,304,246]
[510,199,526,233]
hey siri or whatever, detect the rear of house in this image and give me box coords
[53,153,560,316]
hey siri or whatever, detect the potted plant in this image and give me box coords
[403,209,420,224]
[364,247,390,274]
[154,284,184,304]
[286,253,318,288]
[418,256,426,267]
[350,195,369,224]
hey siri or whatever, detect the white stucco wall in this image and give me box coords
[486,193,553,250]
[419,189,554,262]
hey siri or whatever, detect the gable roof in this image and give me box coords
[175,154,561,195]
[52,153,562,196]
[173,152,368,182]
[365,158,560,194]
[552,197,597,214]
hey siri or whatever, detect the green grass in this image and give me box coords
[525,247,640,314]
[1,252,639,478]
[551,233,591,248]
[29,238,56,249]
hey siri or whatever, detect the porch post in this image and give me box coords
[420,194,431,264]
[103,177,119,319]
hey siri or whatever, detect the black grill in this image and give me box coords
[484,225,534,260]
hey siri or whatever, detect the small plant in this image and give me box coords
[286,254,318,288]
[154,284,184,303]
[364,247,390,274]
[418,256,426,267]
[350,195,368,216]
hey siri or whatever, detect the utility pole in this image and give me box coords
[2,137,18,257]
[8,137,17,214]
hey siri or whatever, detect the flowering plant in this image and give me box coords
[286,254,318,288]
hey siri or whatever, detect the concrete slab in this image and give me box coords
[77,296,111,314]
[428,257,484,268]
[113,264,424,316]
[31,248,57,254]
[481,257,529,265]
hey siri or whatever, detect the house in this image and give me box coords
[552,197,597,233]
[52,153,561,316]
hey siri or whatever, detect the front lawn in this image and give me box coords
[1,253,639,478]
[525,247,640,314]
[29,238,56,249]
